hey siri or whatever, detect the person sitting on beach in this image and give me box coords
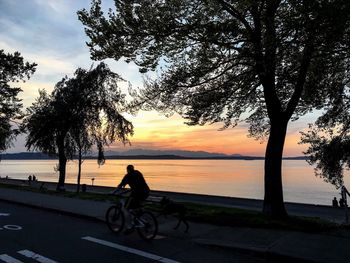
[112,164,150,234]
[332,197,339,207]
[339,198,345,208]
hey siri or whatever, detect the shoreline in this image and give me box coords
[0,177,326,207]
[0,154,307,160]
[0,177,335,208]
[1,177,347,224]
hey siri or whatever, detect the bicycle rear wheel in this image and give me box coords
[105,205,125,233]
[136,211,158,240]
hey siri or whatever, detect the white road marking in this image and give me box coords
[0,213,10,216]
[3,225,22,231]
[0,254,23,263]
[17,250,58,263]
[82,236,181,263]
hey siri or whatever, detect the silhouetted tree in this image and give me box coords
[24,89,75,191]
[57,64,134,193]
[0,50,36,153]
[300,99,350,189]
[79,0,350,217]
[24,63,133,191]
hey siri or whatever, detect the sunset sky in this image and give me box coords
[0,0,319,156]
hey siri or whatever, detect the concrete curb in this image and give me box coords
[194,238,319,263]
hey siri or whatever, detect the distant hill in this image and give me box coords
[103,149,242,158]
[0,149,307,160]
[0,152,55,160]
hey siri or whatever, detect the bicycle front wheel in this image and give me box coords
[136,211,158,240]
[105,205,125,234]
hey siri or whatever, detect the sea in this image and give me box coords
[1,159,349,206]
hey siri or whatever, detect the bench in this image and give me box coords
[146,195,164,204]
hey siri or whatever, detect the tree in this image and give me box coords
[24,89,75,191]
[55,64,134,193]
[24,63,133,191]
[0,50,36,153]
[300,95,350,189]
[78,0,350,217]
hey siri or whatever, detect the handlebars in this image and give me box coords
[109,188,131,197]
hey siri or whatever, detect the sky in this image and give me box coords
[0,0,318,156]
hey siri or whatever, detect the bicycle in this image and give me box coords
[105,190,158,241]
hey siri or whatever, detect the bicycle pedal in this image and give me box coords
[134,223,143,228]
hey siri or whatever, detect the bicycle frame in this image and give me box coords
[106,189,158,240]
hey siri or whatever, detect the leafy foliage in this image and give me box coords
[52,63,134,159]
[24,89,63,156]
[78,0,350,133]
[24,62,133,156]
[0,50,36,152]
[23,62,133,186]
[300,88,350,188]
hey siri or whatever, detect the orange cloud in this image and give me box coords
[111,111,310,157]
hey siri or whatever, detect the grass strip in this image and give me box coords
[0,182,338,232]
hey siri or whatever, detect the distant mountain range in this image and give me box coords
[104,149,242,158]
[1,152,55,160]
[0,149,307,160]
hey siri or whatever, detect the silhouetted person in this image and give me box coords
[112,164,150,234]
[340,198,345,208]
[333,197,339,207]
[33,175,37,181]
[117,165,150,208]
[28,175,32,184]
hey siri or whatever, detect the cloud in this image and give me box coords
[34,0,71,15]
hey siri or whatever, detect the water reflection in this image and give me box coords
[1,159,349,205]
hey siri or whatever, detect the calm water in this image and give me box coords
[1,159,349,205]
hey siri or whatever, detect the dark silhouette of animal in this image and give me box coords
[160,197,189,233]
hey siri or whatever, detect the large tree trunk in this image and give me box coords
[56,137,67,192]
[263,118,288,218]
[77,147,82,194]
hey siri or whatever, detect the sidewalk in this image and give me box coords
[1,186,350,262]
[2,178,347,223]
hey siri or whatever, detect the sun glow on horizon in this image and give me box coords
[107,110,311,157]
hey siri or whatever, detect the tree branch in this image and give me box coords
[250,1,282,119]
[214,0,253,34]
[285,35,315,119]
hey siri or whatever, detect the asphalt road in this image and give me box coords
[0,201,264,263]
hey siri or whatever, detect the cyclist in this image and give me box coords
[113,164,150,233]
